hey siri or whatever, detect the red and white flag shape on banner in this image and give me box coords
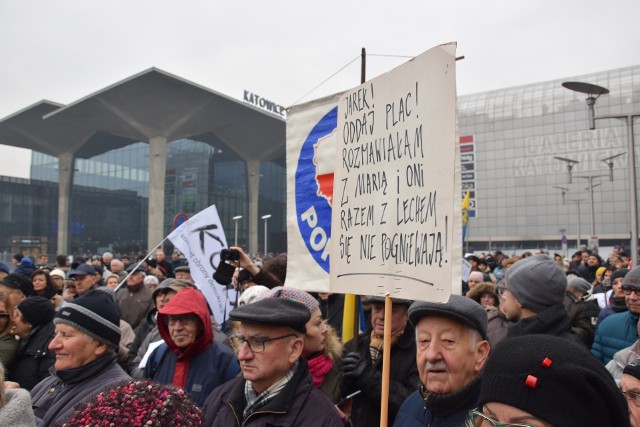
[167,204,233,323]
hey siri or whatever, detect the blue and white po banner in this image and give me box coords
[286,93,341,293]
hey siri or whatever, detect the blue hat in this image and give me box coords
[69,263,96,277]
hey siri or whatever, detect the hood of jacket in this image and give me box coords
[157,287,213,358]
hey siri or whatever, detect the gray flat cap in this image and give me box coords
[229,297,311,333]
[408,294,488,339]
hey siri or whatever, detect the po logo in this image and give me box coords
[295,107,337,273]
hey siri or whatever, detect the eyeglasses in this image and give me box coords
[622,286,640,296]
[467,410,539,427]
[496,284,509,297]
[0,313,9,322]
[623,390,640,407]
[233,333,297,353]
[164,314,199,326]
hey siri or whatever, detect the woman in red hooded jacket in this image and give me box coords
[144,287,239,406]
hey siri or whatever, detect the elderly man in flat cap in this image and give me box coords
[394,295,490,426]
[341,296,419,427]
[202,297,342,427]
[30,290,131,426]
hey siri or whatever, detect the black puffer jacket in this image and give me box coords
[341,323,419,427]
[8,322,56,390]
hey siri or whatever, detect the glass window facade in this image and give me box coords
[23,133,285,257]
[458,65,640,252]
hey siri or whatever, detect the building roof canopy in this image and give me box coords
[0,68,285,161]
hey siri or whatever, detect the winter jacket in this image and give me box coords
[606,340,640,380]
[563,292,600,348]
[145,287,239,406]
[486,309,509,348]
[592,310,639,364]
[115,284,153,330]
[7,322,55,390]
[0,334,18,372]
[394,375,482,427]
[202,358,342,427]
[127,307,157,371]
[341,323,420,427]
[0,388,36,427]
[30,352,131,427]
[507,303,585,347]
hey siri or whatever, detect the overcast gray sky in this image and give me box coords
[2,0,639,178]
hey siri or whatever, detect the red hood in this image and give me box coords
[157,287,213,357]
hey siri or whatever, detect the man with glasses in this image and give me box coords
[394,295,490,426]
[202,297,342,426]
[593,267,640,364]
[622,359,640,427]
[144,287,238,406]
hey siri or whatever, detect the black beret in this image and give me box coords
[408,294,488,339]
[229,298,311,333]
[17,296,55,327]
[481,335,629,427]
[0,273,34,297]
[624,358,640,380]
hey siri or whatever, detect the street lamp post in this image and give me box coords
[261,214,271,255]
[553,185,584,249]
[232,215,242,247]
[562,81,639,267]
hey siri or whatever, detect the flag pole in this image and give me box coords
[114,236,169,293]
[342,47,367,343]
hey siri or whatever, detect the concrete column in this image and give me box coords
[57,152,75,256]
[148,137,167,252]
[247,159,261,254]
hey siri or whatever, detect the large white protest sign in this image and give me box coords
[330,43,460,302]
[286,93,342,292]
[167,204,233,323]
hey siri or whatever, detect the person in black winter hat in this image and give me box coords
[7,296,56,390]
[0,273,34,307]
[472,334,629,427]
[29,290,131,426]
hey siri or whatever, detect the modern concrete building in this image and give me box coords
[0,64,638,258]
[458,64,640,254]
[0,68,285,257]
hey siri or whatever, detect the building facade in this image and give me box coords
[0,65,638,259]
[458,64,640,254]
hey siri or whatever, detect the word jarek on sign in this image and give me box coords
[243,90,286,117]
[330,43,459,303]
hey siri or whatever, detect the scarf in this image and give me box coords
[369,330,402,364]
[244,360,299,418]
[307,353,333,388]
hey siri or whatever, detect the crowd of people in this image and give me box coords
[0,244,638,426]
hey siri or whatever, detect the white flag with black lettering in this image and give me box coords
[167,204,233,323]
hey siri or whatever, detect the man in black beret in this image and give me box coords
[0,273,34,307]
[202,298,342,427]
[622,359,640,427]
[394,295,490,426]
[341,295,418,427]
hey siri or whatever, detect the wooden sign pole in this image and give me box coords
[379,293,392,426]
